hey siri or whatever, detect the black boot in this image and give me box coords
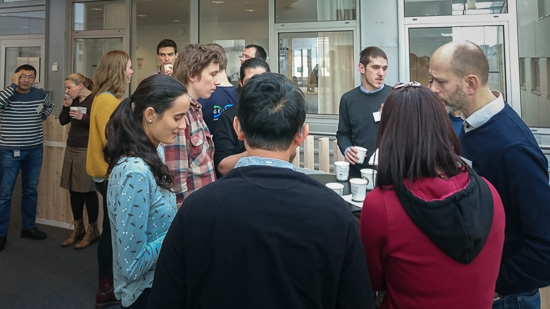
[95,276,120,308]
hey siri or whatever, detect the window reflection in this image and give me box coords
[279,31,354,114]
[517,1,550,127]
[133,0,190,86]
[0,11,45,35]
[73,1,125,31]
[275,0,356,23]
[404,0,507,17]
[73,38,123,80]
[408,26,506,100]
[199,0,268,82]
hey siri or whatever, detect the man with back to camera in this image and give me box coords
[0,64,54,251]
[154,39,178,76]
[148,73,374,309]
[336,46,391,178]
[429,40,550,309]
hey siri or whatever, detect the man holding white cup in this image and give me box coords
[154,39,178,76]
[336,46,391,178]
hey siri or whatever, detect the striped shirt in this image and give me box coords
[0,83,54,149]
[165,98,216,204]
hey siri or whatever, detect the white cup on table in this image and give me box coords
[326,182,344,196]
[349,178,368,202]
[334,161,350,181]
[360,168,377,190]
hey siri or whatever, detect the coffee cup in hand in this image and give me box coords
[164,64,173,74]
[354,146,367,164]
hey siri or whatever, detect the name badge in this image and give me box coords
[14,150,20,158]
[36,104,44,114]
[373,111,381,122]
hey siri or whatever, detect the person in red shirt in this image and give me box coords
[360,82,505,309]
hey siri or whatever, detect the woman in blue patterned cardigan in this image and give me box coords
[103,74,190,308]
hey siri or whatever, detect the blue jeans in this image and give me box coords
[0,147,43,236]
[493,289,541,309]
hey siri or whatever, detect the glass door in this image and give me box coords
[404,22,514,104]
[277,30,355,115]
[1,38,45,89]
[73,37,124,80]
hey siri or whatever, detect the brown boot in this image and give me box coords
[61,219,84,247]
[74,222,100,249]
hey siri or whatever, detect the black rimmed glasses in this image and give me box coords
[393,81,421,90]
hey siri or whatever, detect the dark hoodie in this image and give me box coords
[395,166,494,264]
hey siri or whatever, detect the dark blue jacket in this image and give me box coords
[461,103,550,295]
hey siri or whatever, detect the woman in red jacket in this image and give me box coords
[360,82,505,309]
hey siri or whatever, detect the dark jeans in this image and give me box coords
[0,148,43,236]
[493,289,540,309]
[95,180,113,278]
[123,288,150,309]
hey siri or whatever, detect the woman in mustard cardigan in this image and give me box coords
[86,50,133,309]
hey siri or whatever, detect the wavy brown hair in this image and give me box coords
[172,43,220,85]
[92,50,130,98]
[376,84,463,190]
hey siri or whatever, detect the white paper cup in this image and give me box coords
[355,146,367,164]
[349,178,368,202]
[164,64,173,73]
[326,182,344,196]
[334,161,350,181]
[78,107,87,114]
[360,168,377,190]
[69,106,78,112]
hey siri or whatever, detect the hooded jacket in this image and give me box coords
[360,167,505,309]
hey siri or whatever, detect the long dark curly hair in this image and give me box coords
[104,74,188,191]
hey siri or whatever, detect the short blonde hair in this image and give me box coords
[92,50,130,98]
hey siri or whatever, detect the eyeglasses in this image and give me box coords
[19,74,36,81]
[393,81,421,90]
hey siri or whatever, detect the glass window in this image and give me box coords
[279,31,354,114]
[0,10,45,35]
[133,0,190,85]
[73,1,125,31]
[3,46,41,88]
[199,0,268,82]
[531,58,541,95]
[73,38,124,79]
[520,58,526,89]
[518,1,550,127]
[275,0,356,23]
[404,0,507,17]
[408,26,506,99]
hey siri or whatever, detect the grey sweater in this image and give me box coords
[336,85,391,177]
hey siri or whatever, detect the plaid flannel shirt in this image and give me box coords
[165,98,216,204]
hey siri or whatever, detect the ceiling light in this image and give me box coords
[171,19,181,22]
[245,9,255,12]
[137,14,147,17]
[212,1,224,3]
[91,8,103,11]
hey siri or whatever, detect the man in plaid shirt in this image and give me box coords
[166,43,221,204]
